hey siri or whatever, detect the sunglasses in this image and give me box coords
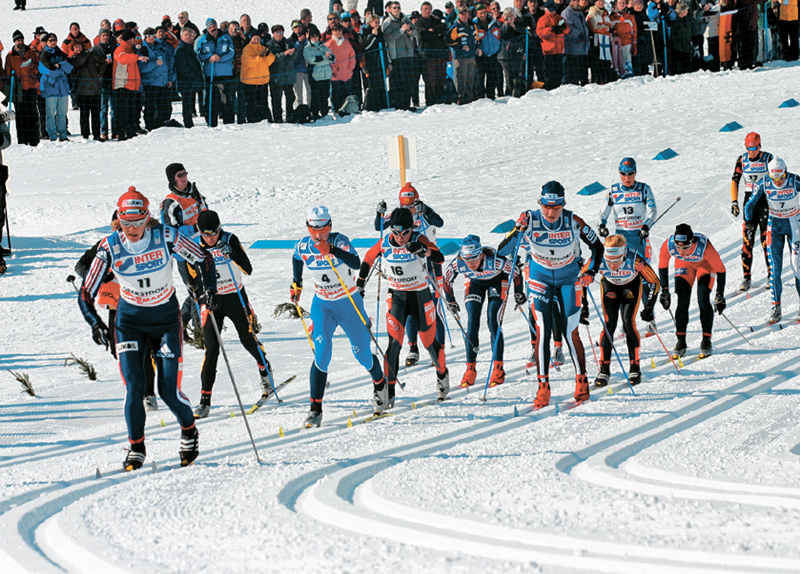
[391,228,412,237]
[308,222,331,231]
[120,216,149,228]
[746,145,760,151]
[770,172,786,181]
[619,171,636,176]
[201,228,220,236]
[675,242,692,250]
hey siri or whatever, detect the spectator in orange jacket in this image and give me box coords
[4,30,41,146]
[325,24,356,114]
[536,1,570,90]
[112,29,146,140]
[240,35,275,123]
[61,22,92,56]
[610,0,636,78]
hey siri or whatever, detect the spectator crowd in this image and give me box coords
[0,0,797,145]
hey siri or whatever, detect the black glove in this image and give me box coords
[731,201,740,217]
[514,291,527,305]
[714,292,726,315]
[356,277,366,296]
[660,290,671,310]
[216,236,232,257]
[406,241,425,255]
[92,322,110,350]
[640,304,655,322]
[314,55,323,62]
[377,200,387,214]
[639,225,649,240]
[447,299,460,314]
[203,290,220,312]
[598,223,609,238]
[414,200,429,214]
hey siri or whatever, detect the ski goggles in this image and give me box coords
[769,170,787,181]
[119,215,149,228]
[307,221,331,231]
[200,227,221,236]
[746,145,760,152]
[390,226,412,237]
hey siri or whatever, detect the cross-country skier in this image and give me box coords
[191,210,274,419]
[0,102,13,274]
[291,206,388,428]
[744,157,800,324]
[375,182,445,365]
[502,181,604,409]
[658,223,726,358]
[358,207,450,403]
[730,131,773,292]
[78,188,218,471]
[442,234,526,388]
[586,234,660,387]
[598,157,658,333]
[161,162,209,341]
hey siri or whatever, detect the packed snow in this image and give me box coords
[2,1,800,573]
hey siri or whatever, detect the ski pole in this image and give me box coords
[376,216,384,353]
[667,307,678,331]
[652,327,682,373]
[720,311,753,346]
[3,193,12,254]
[208,312,261,463]
[325,254,405,388]
[584,323,600,370]
[207,61,214,126]
[586,287,636,395]
[653,196,681,226]
[481,231,524,401]
[223,257,280,401]
[66,274,79,292]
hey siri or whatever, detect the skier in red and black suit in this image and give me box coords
[658,223,726,359]
[730,131,773,292]
[358,207,450,404]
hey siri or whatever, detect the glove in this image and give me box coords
[216,236,232,257]
[731,201,740,217]
[290,282,302,303]
[514,291,527,305]
[447,300,460,314]
[598,223,609,238]
[355,277,366,296]
[639,225,649,240]
[515,211,529,231]
[714,292,726,315]
[414,200,428,214]
[660,290,671,310]
[92,322,110,350]
[640,304,655,322]
[203,290,220,312]
[314,240,331,255]
[377,200,387,214]
[314,55,323,62]
[406,240,425,255]
[579,270,595,287]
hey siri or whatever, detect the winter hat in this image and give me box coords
[432,9,445,20]
[98,27,111,37]
[165,162,187,184]
[197,211,221,234]
[12,30,24,42]
[143,27,156,36]
[459,235,483,260]
[540,181,566,206]
[340,11,351,20]
[206,18,218,29]
[307,206,332,228]
[389,207,414,231]
[291,20,305,30]
[113,19,125,31]
[117,187,150,221]
[544,0,557,10]
[34,26,47,35]
[399,182,419,206]
[119,29,135,42]
[271,24,284,33]
[673,224,694,246]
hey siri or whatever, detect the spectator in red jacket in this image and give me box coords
[4,30,41,146]
[325,24,356,113]
[610,0,637,78]
[536,0,570,90]
[112,29,147,140]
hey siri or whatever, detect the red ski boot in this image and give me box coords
[574,374,590,402]
[460,363,477,388]
[489,361,505,387]
[534,379,551,409]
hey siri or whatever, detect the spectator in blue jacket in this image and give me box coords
[446,6,479,104]
[196,18,235,126]
[140,27,172,130]
[39,34,73,141]
[562,0,590,84]
[474,4,503,99]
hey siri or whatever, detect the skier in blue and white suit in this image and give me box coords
[501,181,603,409]
[78,187,218,471]
[291,206,387,429]
[744,157,800,324]
[598,157,657,263]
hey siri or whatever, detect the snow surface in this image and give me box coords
[2,2,800,573]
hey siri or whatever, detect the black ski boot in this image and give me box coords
[699,337,713,358]
[124,442,146,472]
[179,426,199,466]
[672,336,687,359]
[629,363,642,385]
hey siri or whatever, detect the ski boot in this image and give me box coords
[629,363,642,385]
[193,403,210,419]
[144,395,158,411]
[388,382,396,409]
[738,276,751,292]
[574,374,590,402]
[552,343,565,366]
[460,363,477,388]
[260,372,275,399]
[580,302,590,325]
[372,379,389,415]
[672,336,687,359]
[405,344,420,366]
[123,442,146,472]
[594,367,610,388]
[489,361,505,387]
[304,408,323,429]
[699,336,713,358]
[768,304,782,325]
[533,379,551,409]
[436,369,450,401]
[179,426,199,467]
